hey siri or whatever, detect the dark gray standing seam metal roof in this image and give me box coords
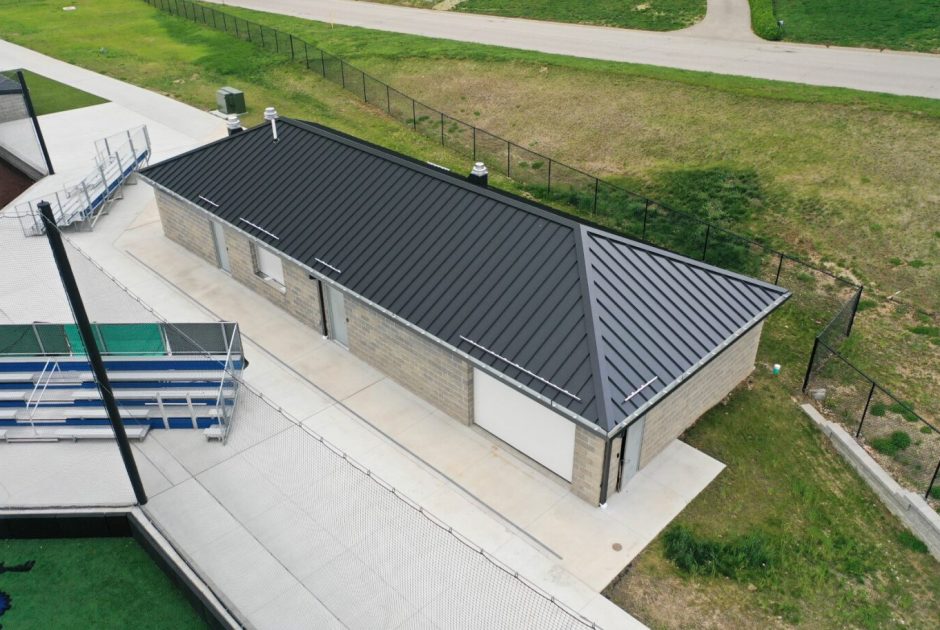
[141,119,789,434]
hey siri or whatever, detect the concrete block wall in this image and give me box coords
[571,425,606,504]
[346,296,473,425]
[155,191,323,330]
[155,189,216,265]
[639,322,763,468]
[223,226,322,330]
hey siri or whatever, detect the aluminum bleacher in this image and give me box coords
[14,125,151,235]
[0,321,243,443]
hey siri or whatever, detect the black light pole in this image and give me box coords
[17,70,54,175]
[39,201,148,505]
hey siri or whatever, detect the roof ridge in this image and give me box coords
[281,117,585,233]
[573,224,618,433]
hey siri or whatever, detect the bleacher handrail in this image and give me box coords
[24,360,60,433]
[14,125,151,236]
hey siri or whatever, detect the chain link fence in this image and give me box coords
[138,0,940,503]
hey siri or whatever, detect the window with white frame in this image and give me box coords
[252,242,285,287]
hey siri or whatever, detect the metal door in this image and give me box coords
[211,221,230,273]
[618,416,645,490]
[325,284,348,347]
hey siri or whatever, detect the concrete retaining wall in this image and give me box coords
[802,404,940,561]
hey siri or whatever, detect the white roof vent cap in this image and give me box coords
[264,107,279,142]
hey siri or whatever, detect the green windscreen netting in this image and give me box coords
[0,323,166,356]
[64,323,166,355]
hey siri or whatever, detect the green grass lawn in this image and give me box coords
[604,367,940,629]
[454,0,706,31]
[772,0,940,53]
[2,69,107,116]
[0,537,206,628]
[1,1,938,625]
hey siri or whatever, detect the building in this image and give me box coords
[140,116,789,506]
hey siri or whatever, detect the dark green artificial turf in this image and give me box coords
[0,538,206,629]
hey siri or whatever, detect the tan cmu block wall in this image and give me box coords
[572,425,607,505]
[155,189,216,266]
[154,190,323,331]
[346,296,473,425]
[223,227,322,330]
[639,322,763,468]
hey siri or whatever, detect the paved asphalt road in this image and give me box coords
[205,0,940,99]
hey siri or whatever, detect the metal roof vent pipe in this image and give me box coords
[226,114,243,136]
[468,161,488,187]
[264,106,279,143]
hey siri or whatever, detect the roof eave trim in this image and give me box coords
[604,289,791,438]
[142,178,609,438]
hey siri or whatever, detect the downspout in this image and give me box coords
[599,437,612,507]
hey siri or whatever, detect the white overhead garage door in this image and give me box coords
[473,369,576,481]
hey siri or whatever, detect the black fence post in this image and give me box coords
[593,178,598,214]
[507,143,511,177]
[320,49,326,77]
[642,200,649,241]
[702,224,711,261]
[39,202,147,506]
[846,287,863,337]
[802,337,820,393]
[440,112,444,146]
[260,24,265,47]
[547,159,552,195]
[774,252,785,285]
[927,458,940,499]
[362,73,367,102]
[289,34,295,61]
[303,41,309,69]
[222,12,226,32]
[340,61,346,89]
[412,100,417,130]
[857,381,876,438]
[386,84,391,115]
[234,17,239,38]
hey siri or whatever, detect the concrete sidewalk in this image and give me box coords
[207,0,940,99]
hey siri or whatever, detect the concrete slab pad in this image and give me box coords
[343,378,437,435]
[248,582,345,630]
[291,343,384,401]
[243,499,346,582]
[301,550,417,630]
[197,455,286,523]
[145,478,242,549]
[190,526,302,617]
